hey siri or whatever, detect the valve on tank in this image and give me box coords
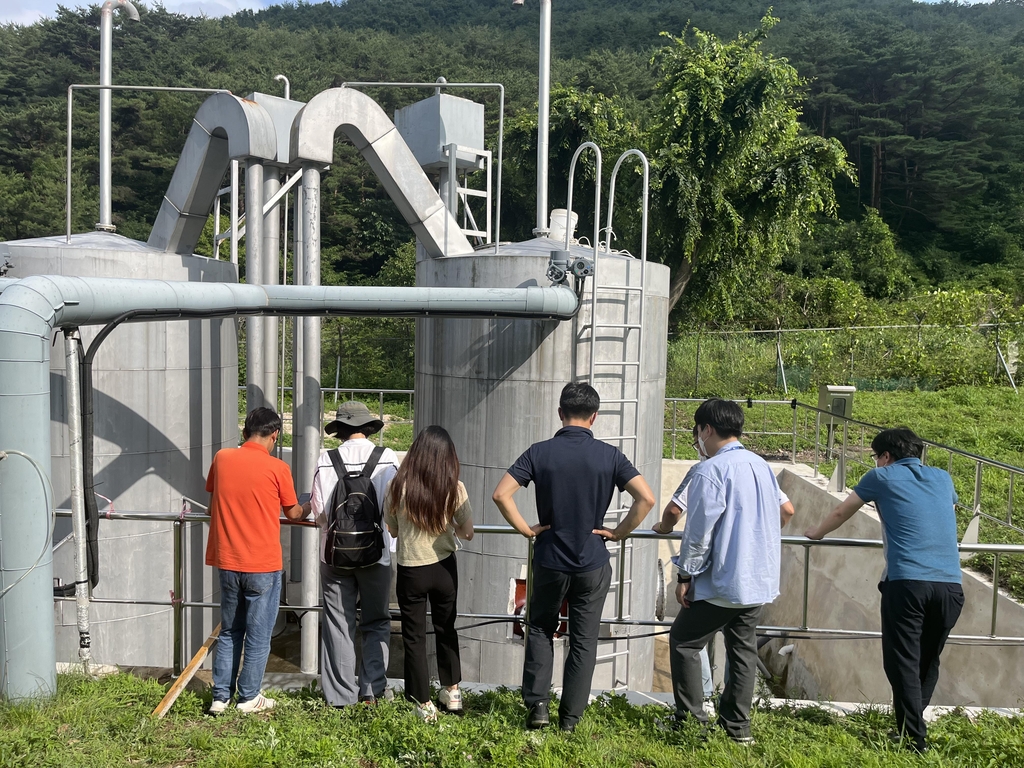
[547,250,593,285]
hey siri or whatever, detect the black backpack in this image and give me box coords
[324,446,386,570]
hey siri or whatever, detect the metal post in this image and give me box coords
[791,401,798,465]
[694,335,701,393]
[974,461,983,513]
[991,554,1001,637]
[173,516,185,676]
[617,540,626,620]
[64,329,91,673]
[813,412,821,477]
[1008,474,1015,526]
[839,421,848,489]
[378,390,385,447]
[524,537,535,632]
[671,401,677,460]
[534,0,552,235]
[801,544,810,630]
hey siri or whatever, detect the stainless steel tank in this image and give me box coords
[416,237,669,691]
[0,232,237,667]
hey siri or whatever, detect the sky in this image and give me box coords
[0,0,994,27]
[0,0,275,27]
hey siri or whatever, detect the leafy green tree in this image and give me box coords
[650,13,854,317]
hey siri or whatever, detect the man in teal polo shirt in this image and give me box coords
[806,427,964,753]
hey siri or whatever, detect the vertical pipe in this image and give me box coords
[213,195,221,260]
[1008,473,1015,526]
[378,390,385,447]
[535,0,551,235]
[290,184,304,585]
[616,540,626,620]
[262,168,281,433]
[64,329,91,673]
[245,161,266,412]
[300,165,323,674]
[230,160,239,266]
[98,6,114,231]
[173,517,184,675]
[671,400,677,460]
[66,87,73,244]
[0,311,57,699]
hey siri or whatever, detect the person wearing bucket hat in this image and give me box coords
[310,400,398,707]
[325,400,385,438]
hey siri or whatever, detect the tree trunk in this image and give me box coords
[871,141,884,211]
[668,257,694,313]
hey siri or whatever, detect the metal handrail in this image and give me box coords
[54,507,1024,674]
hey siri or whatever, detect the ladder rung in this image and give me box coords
[593,361,640,367]
[593,323,641,330]
[596,284,644,292]
[601,435,638,441]
[596,651,630,661]
[600,398,639,404]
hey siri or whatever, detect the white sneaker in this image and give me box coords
[236,693,276,714]
[416,700,439,722]
[438,687,463,713]
[208,699,230,715]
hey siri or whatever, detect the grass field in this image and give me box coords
[3,674,1023,767]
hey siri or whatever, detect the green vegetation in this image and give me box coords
[3,0,1024,349]
[2,673,1022,767]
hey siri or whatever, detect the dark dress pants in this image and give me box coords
[522,562,612,728]
[396,553,462,705]
[879,579,964,751]
[669,600,762,739]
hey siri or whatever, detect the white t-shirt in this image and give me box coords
[310,438,399,567]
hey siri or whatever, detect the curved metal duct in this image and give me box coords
[0,274,577,700]
[148,94,277,255]
[291,87,474,258]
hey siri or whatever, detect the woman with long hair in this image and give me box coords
[384,425,474,721]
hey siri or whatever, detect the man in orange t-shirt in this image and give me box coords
[205,407,307,714]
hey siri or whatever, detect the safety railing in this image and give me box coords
[54,509,1024,677]
[664,398,1024,553]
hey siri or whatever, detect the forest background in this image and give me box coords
[2,0,1024,392]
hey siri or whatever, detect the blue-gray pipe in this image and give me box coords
[0,274,577,700]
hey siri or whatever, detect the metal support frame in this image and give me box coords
[51,512,1024,675]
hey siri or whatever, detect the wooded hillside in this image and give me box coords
[1,0,1023,328]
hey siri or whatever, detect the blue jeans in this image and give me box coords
[212,569,281,704]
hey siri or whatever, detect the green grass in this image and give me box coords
[3,674,1022,767]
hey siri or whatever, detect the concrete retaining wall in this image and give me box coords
[657,458,1024,707]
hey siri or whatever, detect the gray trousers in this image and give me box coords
[320,561,392,706]
[669,600,762,739]
[522,562,612,728]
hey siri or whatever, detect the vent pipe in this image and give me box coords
[97,0,140,232]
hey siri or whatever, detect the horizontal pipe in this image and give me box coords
[49,510,1024,555]
[1,276,579,329]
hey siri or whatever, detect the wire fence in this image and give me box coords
[667,324,1023,397]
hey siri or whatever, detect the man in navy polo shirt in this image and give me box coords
[806,427,964,752]
[492,382,655,732]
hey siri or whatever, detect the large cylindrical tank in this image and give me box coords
[416,237,669,691]
[0,232,237,667]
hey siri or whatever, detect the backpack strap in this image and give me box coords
[327,448,345,478]
[361,445,386,478]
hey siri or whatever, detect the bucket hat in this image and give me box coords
[324,400,385,437]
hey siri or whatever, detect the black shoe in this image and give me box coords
[527,701,550,729]
[559,720,576,733]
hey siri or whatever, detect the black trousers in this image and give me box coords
[396,554,462,705]
[669,600,762,739]
[879,579,964,751]
[522,562,612,728]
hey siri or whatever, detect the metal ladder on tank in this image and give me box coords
[567,145,650,691]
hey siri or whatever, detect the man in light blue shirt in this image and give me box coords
[666,399,781,744]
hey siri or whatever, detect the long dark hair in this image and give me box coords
[388,425,460,536]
